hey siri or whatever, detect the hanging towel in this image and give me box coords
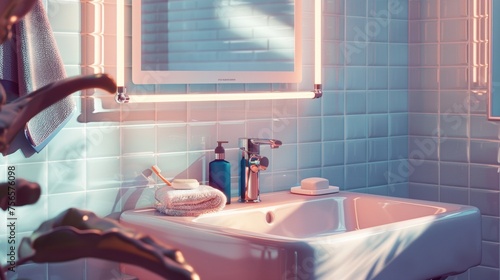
[155,185,227,217]
[0,0,75,152]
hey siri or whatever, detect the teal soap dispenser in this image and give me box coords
[209,141,231,204]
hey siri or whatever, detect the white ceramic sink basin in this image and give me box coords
[120,191,481,280]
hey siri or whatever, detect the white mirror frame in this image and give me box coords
[115,0,322,103]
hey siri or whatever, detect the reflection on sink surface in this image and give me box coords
[193,195,449,238]
[194,197,349,238]
[120,191,481,280]
[351,196,448,228]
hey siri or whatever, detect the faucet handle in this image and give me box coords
[258,156,269,168]
[249,155,269,173]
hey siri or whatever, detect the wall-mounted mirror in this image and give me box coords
[489,0,500,119]
[132,0,302,85]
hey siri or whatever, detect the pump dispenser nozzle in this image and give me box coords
[215,141,228,160]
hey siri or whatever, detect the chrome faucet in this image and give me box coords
[239,138,282,202]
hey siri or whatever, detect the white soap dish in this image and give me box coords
[290,177,340,196]
[290,185,340,196]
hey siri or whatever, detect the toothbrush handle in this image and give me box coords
[152,166,172,186]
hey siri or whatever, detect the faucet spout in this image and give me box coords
[0,73,117,153]
[242,138,282,155]
[250,138,282,149]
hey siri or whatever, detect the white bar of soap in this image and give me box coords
[301,177,329,190]
[171,179,199,190]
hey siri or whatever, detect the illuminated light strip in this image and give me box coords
[124,91,316,103]
[116,0,124,88]
[91,1,104,73]
[314,0,322,85]
[114,0,322,103]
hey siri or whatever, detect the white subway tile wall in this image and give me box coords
[408,0,500,279]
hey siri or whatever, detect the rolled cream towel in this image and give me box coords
[155,185,227,216]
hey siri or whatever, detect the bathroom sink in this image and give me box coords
[120,191,481,280]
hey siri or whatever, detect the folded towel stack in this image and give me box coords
[155,185,227,217]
